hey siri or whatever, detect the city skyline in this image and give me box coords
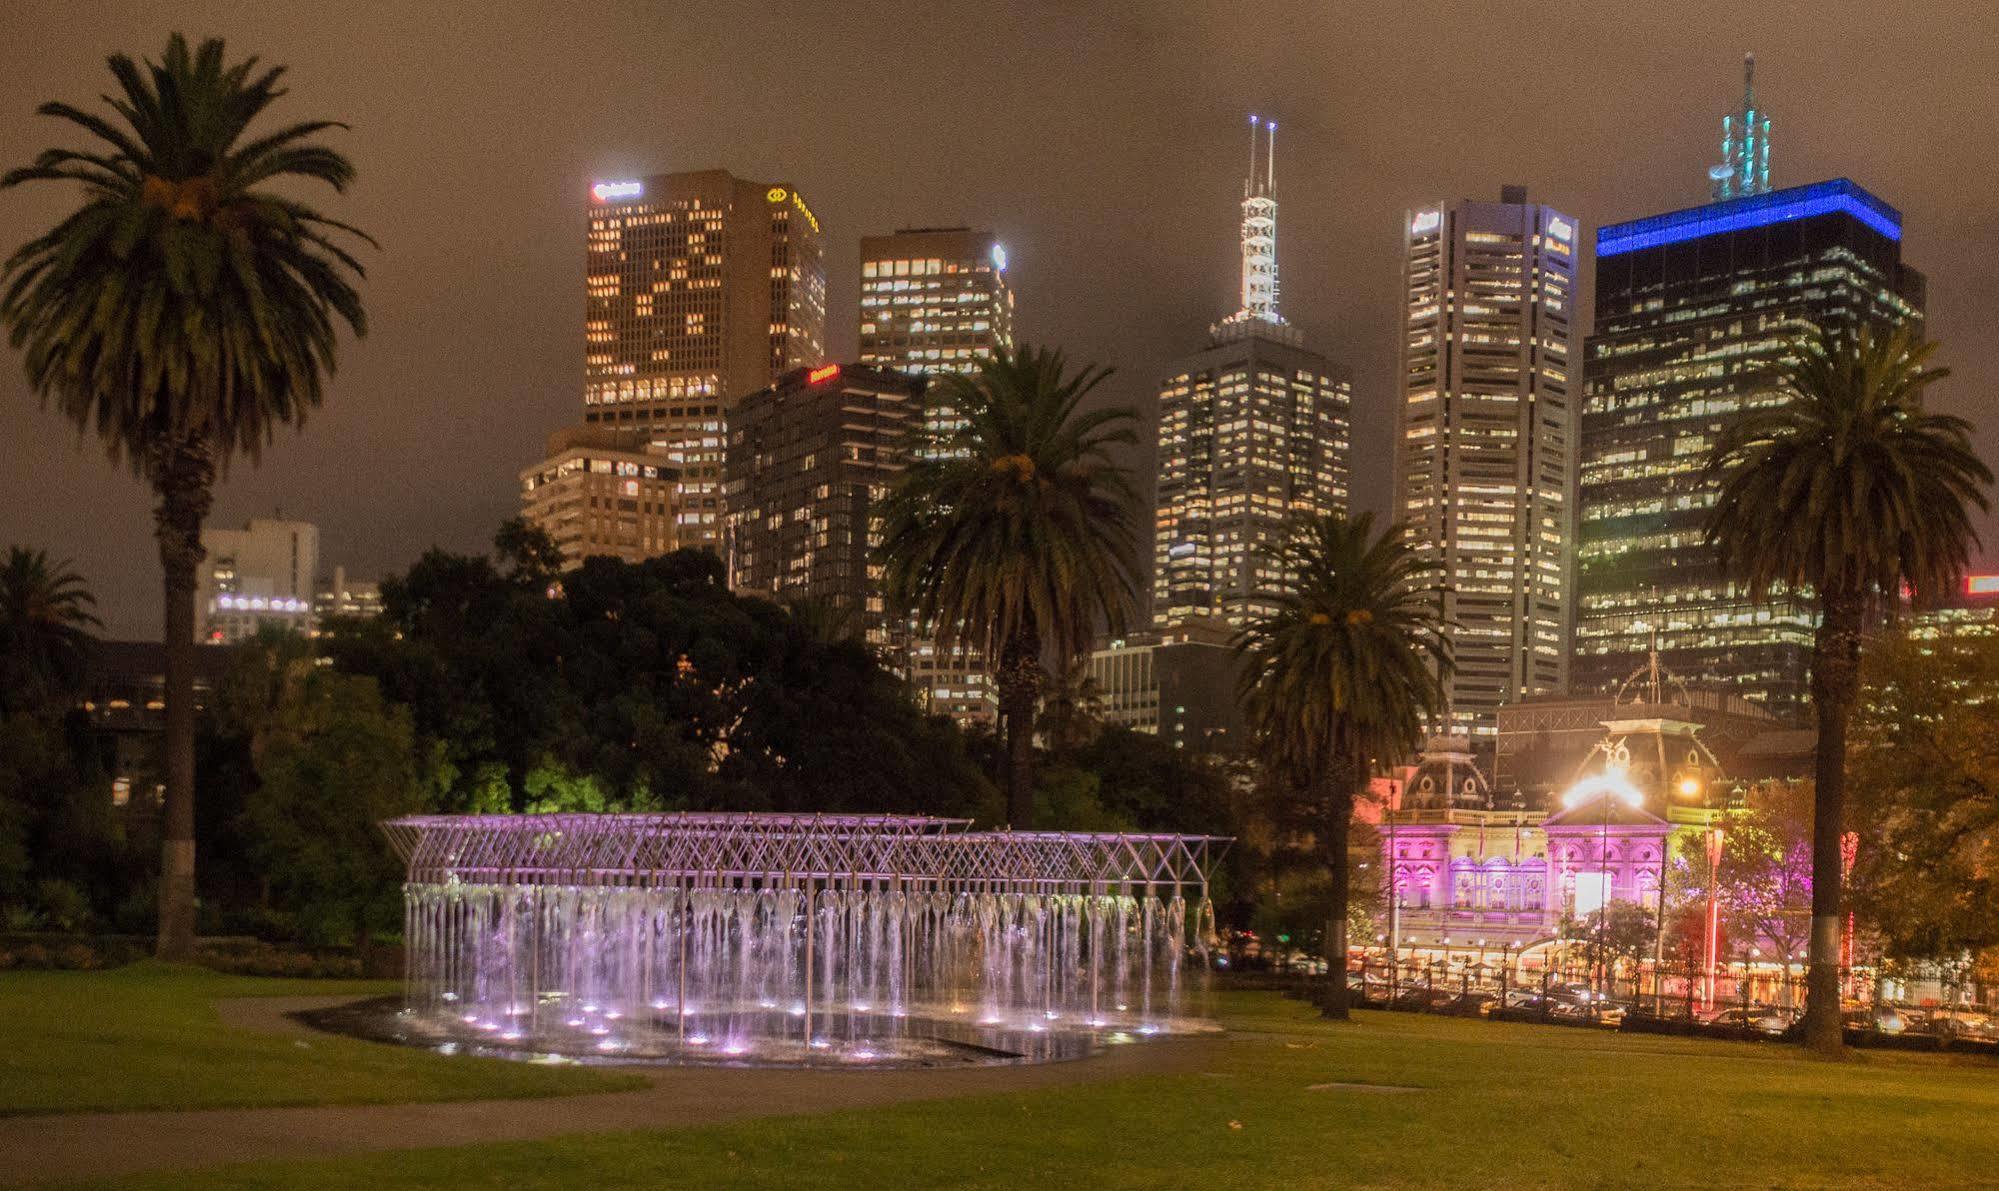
[3,2,1996,636]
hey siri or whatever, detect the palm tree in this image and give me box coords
[1037,655,1106,754]
[0,547,102,713]
[1706,322,1989,1054]
[878,345,1143,827]
[1,35,371,960]
[1233,512,1449,1020]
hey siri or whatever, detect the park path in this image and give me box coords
[0,997,1227,1186]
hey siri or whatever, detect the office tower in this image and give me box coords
[519,425,681,569]
[1578,180,1924,718]
[858,227,1015,718]
[581,170,827,549]
[1709,53,1771,200]
[858,227,1014,383]
[723,362,923,649]
[1394,187,1579,738]
[195,518,319,642]
[1153,116,1351,628]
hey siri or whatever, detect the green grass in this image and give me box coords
[65,990,1999,1190]
[0,962,640,1115]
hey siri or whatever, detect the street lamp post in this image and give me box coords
[1703,824,1725,1011]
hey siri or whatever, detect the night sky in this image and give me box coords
[3,1,1995,637]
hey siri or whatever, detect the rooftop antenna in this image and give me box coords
[1710,52,1771,200]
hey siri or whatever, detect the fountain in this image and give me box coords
[366,812,1226,1067]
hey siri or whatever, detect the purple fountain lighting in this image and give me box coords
[380,812,1226,1067]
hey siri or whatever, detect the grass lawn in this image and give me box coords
[0,962,640,1115]
[64,990,1999,1190]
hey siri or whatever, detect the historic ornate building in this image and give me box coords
[1382,691,1726,967]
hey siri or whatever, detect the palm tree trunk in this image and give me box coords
[1802,589,1863,1055]
[151,438,214,962]
[1320,763,1356,1021]
[995,631,1041,829]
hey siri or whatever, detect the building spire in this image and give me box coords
[1709,52,1771,200]
[1213,114,1294,343]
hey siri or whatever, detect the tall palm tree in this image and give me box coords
[878,345,1142,827]
[0,546,102,713]
[1,35,371,960]
[1706,322,1989,1055]
[1233,512,1449,1019]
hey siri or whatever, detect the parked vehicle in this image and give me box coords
[1703,1007,1792,1035]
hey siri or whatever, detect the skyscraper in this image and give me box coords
[1395,187,1579,738]
[722,362,923,649]
[858,226,1015,723]
[1579,170,1924,717]
[581,170,827,549]
[1153,116,1351,628]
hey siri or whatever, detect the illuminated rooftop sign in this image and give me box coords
[991,243,1008,271]
[1969,574,1999,597]
[1410,209,1441,237]
[1596,179,1900,258]
[806,363,841,384]
[1547,215,1574,242]
[591,180,643,202]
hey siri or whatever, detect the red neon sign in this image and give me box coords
[1967,574,1999,597]
[806,363,841,384]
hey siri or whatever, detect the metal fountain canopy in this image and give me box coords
[382,812,1228,895]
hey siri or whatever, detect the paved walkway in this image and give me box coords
[0,998,1227,1185]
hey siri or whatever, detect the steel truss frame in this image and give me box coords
[382,812,1225,896]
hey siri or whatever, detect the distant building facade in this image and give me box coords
[1153,116,1350,628]
[1395,187,1578,738]
[196,518,318,643]
[581,169,827,549]
[723,363,922,649]
[1085,619,1244,753]
[313,565,382,627]
[520,425,680,569]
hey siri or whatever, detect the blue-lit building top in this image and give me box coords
[1597,179,1901,257]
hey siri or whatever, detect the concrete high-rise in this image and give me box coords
[1153,116,1350,628]
[581,170,827,549]
[1578,178,1924,718]
[723,363,923,650]
[1395,187,1579,738]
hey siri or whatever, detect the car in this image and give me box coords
[1438,991,1498,1017]
[1845,1005,1908,1034]
[1389,987,1451,1012]
[1703,1007,1792,1035]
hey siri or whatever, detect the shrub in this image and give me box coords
[34,879,92,932]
